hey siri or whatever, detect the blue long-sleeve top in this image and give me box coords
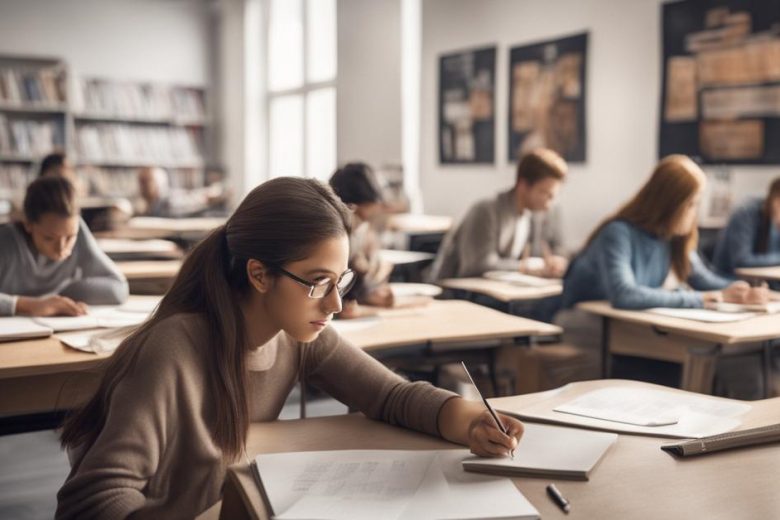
[562,220,731,310]
[712,198,780,276]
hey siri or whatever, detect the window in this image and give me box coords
[267,0,336,181]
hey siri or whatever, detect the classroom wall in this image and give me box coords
[0,0,210,84]
[419,0,780,252]
[337,0,403,168]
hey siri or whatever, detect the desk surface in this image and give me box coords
[386,213,453,234]
[106,216,226,239]
[223,379,780,520]
[736,265,780,282]
[378,249,436,265]
[116,260,183,280]
[578,300,780,344]
[98,238,182,259]
[335,300,560,351]
[440,277,562,302]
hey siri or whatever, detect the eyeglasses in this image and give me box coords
[277,267,356,299]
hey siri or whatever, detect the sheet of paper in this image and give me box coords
[647,307,756,323]
[483,270,560,287]
[328,316,381,334]
[713,301,780,314]
[34,305,153,332]
[389,283,442,298]
[0,317,53,340]
[256,450,538,520]
[57,328,129,353]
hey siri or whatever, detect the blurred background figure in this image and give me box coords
[136,165,229,218]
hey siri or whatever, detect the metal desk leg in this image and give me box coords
[601,317,611,378]
[763,340,773,399]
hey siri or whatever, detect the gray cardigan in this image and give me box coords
[429,188,563,280]
[0,219,129,315]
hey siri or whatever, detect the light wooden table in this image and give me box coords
[736,266,780,282]
[578,300,780,397]
[116,259,183,294]
[386,213,453,235]
[106,216,226,240]
[440,277,562,316]
[219,379,780,520]
[0,300,559,417]
[98,238,183,260]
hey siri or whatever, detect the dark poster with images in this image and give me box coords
[508,32,588,163]
[439,46,496,164]
[660,0,780,164]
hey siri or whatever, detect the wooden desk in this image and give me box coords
[98,238,182,260]
[117,259,183,294]
[0,300,558,417]
[0,296,160,416]
[736,266,780,282]
[221,379,780,520]
[386,213,452,235]
[440,277,562,316]
[578,300,780,396]
[380,249,436,283]
[108,216,225,240]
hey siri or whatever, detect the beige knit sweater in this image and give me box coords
[56,313,457,519]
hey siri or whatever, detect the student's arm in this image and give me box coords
[56,336,189,520]
[687,252,732,291]
[303,328,520,455]
[727,210,780,268]
[457,203,522,276]
[596,223,703,309]
[59,220,129,305]
[542,205,565,256]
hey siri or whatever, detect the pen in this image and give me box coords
[546,483,571,514]
[460,362,515,459]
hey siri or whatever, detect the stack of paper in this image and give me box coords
[0,317,53,341]
[254,449,539,520]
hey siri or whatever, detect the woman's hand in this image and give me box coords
[722,281,769,304]
[16,295,88,317]
[467,410,524,458]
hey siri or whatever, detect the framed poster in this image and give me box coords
[508,32,588,163]
[438,46,496,164]
[660,0,780,164]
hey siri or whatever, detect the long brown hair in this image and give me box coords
[756,177,780,254]
[582,155,705,280]
[60,177,351,459]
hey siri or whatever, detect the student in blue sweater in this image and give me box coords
[713,177,780,277]
[562,155,766,310]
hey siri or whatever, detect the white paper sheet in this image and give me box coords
[255,449,538,520]
[647,307,756,323]
[483,270,560,287]
[0,317,53,341]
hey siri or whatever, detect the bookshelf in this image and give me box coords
[0,54,214,204]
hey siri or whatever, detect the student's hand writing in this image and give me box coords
[18,295,88,317]
[467,410,523,458]
[364,285,395,308]
[721,281,769,304]
[543,255,568,278]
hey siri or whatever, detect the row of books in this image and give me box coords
[72,79,206,121]
[76,124,204,166]
[0,115,64,157]
[0,164,206,200]
[0,67,66,106]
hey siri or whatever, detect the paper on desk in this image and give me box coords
[0,317,53,341]
[647,307,756,323]
[540,387,751,438]
[34,305,152,332]
[483,270,560,287]
[57,327,133,353]
[328,316,381,334]
[255,449,538,520]
[712,301,780,314]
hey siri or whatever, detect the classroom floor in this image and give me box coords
[0,387,348,520]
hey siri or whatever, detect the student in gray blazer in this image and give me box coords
[429,148,567,281]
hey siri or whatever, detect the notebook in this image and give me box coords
[483,270,560,287]
[461,423,616,480]
[33,305,151,332]
[646,307,756,323]
[710,301,780,314]
[661,423,780,457]
[253,449,539,520]
[0,317,53,341]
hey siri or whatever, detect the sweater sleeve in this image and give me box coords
[687,252,732,290]
[56,334,191,520]
[301,326,458,436]
[59,220,129,305]
[727,208,780,268]
[596,223,703,309]
[457,202,521,276]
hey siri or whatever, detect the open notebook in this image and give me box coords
[462,423,616,480]
[253,449,539,520]
[0,317,53,341]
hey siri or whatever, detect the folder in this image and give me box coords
[661,423,780,457]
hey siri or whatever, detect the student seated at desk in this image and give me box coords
[429,148,568,281]
[561,154,766,310]
[137,165,228,218]
[329,162,394,315]
[713,177,780,277]
[56,177,522,520]
[0,177,128,317]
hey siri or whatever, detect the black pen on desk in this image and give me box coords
[460,361,515,459]
[547,483,571,514]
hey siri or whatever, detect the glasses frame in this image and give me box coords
[277,267,356,299]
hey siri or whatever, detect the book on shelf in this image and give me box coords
[76,124,203,166]
[0,66,65,106]
[0,114,64,156]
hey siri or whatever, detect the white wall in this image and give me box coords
[337,0,402,168]
[420,0,780,251]
[0,0,210,84]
